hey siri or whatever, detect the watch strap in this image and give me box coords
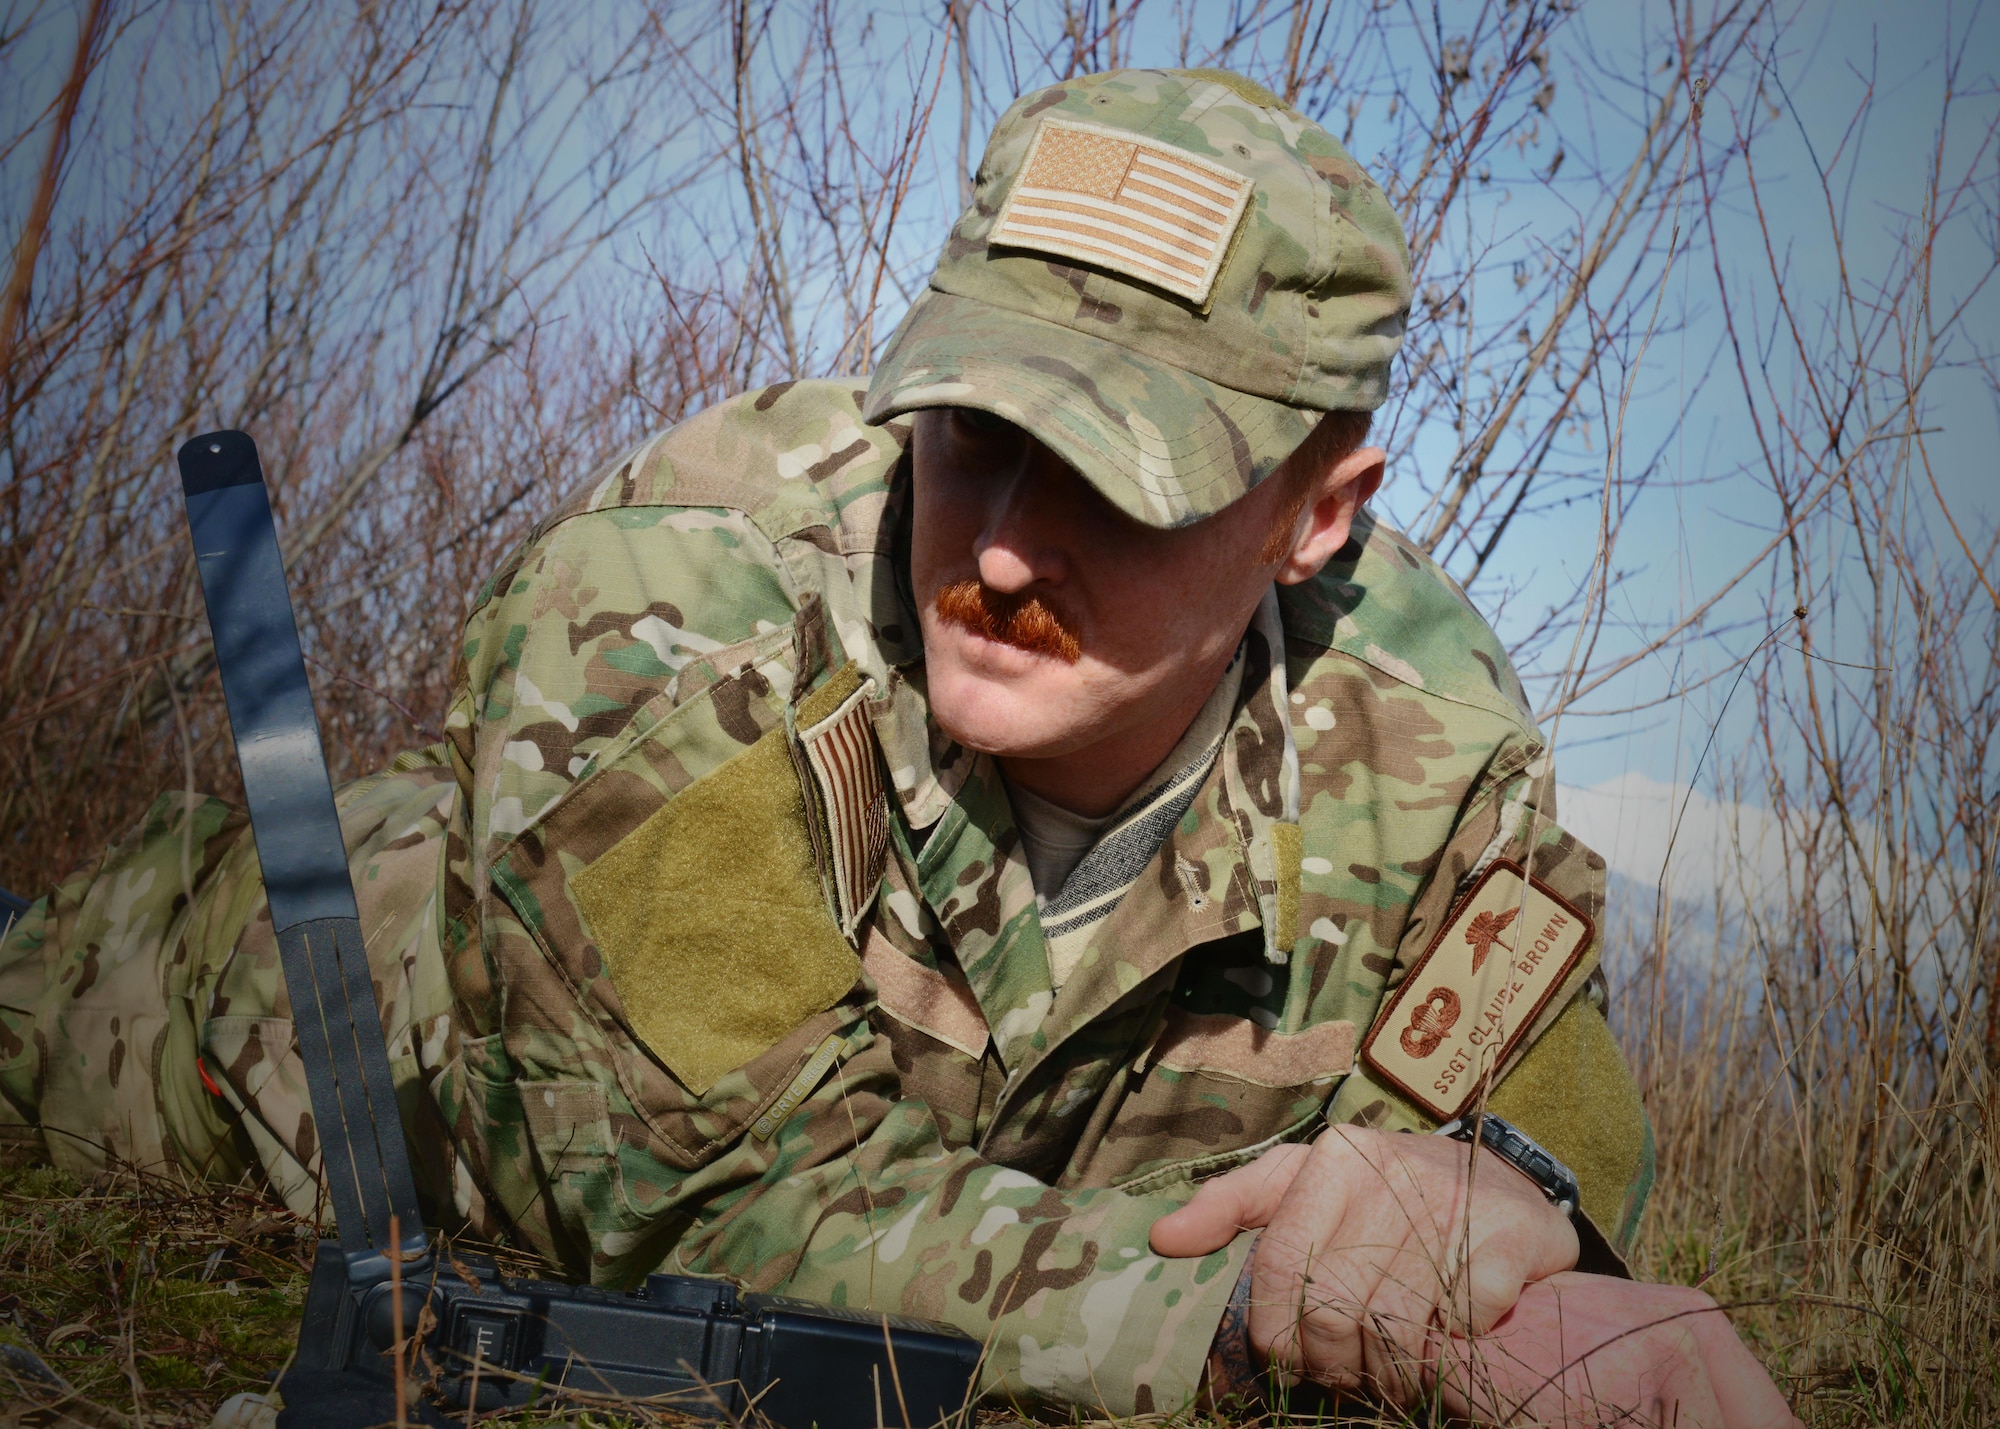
[1436,1110,1581,1218]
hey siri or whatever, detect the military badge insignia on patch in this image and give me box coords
[794,669,889,941]
[1362,860,1594,1122]
[991,118,1254,305]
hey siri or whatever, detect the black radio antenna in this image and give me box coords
[177,429,426,1284]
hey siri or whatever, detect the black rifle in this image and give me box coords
[176,430,981,1429]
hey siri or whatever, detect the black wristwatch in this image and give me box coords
[1436,1111,1581,1219]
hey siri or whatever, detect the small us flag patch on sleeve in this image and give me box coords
[795,675,889,942]
[991,118,1254,306]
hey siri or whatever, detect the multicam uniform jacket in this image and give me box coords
[0,381,1651,1416]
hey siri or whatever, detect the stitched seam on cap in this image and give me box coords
[1168,79,1311,381]
[1144,74,1205,142]
[1290,141,1329,406]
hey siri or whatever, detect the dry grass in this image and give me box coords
[0,1162,745,1429]
[3,1029,1993,1429]
[1628,979,2000,1428]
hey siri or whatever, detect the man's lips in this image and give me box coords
[933,579,1082,664]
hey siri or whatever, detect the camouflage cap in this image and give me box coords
[863,67,1412,528]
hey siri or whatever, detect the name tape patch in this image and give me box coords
[751,1032,846,1142]
[990,119,1254,305]
[1362,860,1593,1122]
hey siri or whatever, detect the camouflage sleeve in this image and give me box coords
[0,761,461,1225]
[0,792,257,1180]
[1325,751,1654,1264]
[435,497,1249,1417]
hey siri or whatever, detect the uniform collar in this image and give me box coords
[882,590,1302,1080]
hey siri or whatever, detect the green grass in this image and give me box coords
[0,1162,736,1428]
[0,1163,308,1425]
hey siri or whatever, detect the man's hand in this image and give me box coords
[1150,1126,1578,1391]
[1149,1130,1801,1427]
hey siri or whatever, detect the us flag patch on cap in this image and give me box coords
[992,119,1254,305]
[795,675,889,942]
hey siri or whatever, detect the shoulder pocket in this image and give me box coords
[486,622,862,1172]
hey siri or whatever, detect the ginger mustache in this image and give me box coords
[933,579,1082,664]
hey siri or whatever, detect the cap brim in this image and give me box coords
[862,291,1320,528]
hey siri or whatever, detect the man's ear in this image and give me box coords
[1273,445,1385,585]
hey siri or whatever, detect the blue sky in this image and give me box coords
[1511,0,1998,792]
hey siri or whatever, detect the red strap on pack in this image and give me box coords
[196,1055,223,1099]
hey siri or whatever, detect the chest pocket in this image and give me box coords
[486,621,864,1177]
[1081,1009,1357,1194]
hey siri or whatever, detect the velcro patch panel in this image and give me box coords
[991,119,1254,305]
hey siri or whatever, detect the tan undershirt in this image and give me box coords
[1007,782,1116,902]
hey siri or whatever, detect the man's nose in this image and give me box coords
[972,450,1072,594]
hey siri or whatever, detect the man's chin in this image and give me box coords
[924,654,1082,760]
[929,693,1068,760]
